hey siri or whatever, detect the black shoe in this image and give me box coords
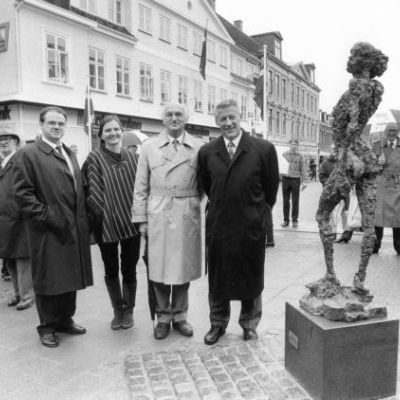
[372,241,381,254]
[204,326,225,345]
[39,331,59,348]
[266,242,275,248]
[243,328,258,341]
[281,221,289,227]
[172,320,193,337]
[7,295,20,307]
[336,231,352,243]
[292,221,298,228]
[57,322,86,335]
[154,322,170,340]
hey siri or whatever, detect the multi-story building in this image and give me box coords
[319,110,333,162]
[0,0,320,167]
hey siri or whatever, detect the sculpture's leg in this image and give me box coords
[316,183,342,280]
[353,179,377,291]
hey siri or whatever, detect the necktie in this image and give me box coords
[227,141,235,160]
[390,142,394,151]
[172,139,179,152]
[55,145,66,161]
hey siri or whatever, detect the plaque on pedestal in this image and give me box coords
[285,302,399,400]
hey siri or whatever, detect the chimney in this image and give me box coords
[207,0,216,10]
[233,20,243,31]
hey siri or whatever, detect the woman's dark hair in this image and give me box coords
[97,114,123,138]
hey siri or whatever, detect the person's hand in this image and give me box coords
[301,183,307,191]
[378,153,385,166]
[139,223,148,238]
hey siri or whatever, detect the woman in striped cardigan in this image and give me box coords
[82,115,141,330]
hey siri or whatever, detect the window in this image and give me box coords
[159,15,171,42]
[177,24,188,50]
[306,93,310,112]
[290,82,295,107]
[291,120,295,139]
[248,63,255,77]
[115,0,124,25]
[116,56,130,95]
[233,57,243,76]
[301,89,305,109]
[138,4,152,34]
[220,46,228,67]
[160,70,171,104]
[282,78,287,103]
[231,92,238,102]
[178,75,188,105]
[275,111,280,134]
[46,33,68,83]
[89,48,104,90]
[207,40,215,62]
[193,31,203,56]
[194,80,203,111]
[140,63,153,101]
[220,88,227,102]
[296,86,300,108]
[207,85,216,113]
[241,96,247,121]
[275,40,281,59]
[275,75,280,100]
[268,109,273,132]
[80,0,96,13]
[268,70,273,95]
[282,114,287,138]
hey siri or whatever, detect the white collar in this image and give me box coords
[1,150,16,169]
[223,131,242,148]
[388,139,397,147]
[42,136,63,150]
[167,132,184,144]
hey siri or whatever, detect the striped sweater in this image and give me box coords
[82,148,138,243]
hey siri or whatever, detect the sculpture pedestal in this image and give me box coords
[285,302,399,400]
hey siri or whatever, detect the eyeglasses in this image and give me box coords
[0,136,13,143]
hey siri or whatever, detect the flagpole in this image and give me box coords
[87,77,92,153]
[263,44,268,140]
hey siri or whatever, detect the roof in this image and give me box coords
[217,14,261,57]
[390,109,400,124]
[70,6,136,39]
[252,31,284,41]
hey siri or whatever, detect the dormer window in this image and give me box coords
[275,40,281,59]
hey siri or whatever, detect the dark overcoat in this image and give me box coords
[13,138,93,295]
[0,152,29,258]
[198,132,279,300]
[374,141,400,227]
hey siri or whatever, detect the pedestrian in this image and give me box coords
[82,115,141,331]
[132,103,203,340]
[310,159,317,181]
[0,127,34,310]
[373,122,400,254]
[13,106,93,348]
[198,99,279,345]
[281,139,306,228]
[319,144,353,243]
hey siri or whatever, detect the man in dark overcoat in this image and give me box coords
[373,122,400,254]
[0,127,34,310]
[198,99,279,345]
[13,106,93,348]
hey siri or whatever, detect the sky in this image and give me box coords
[216,0,400,114]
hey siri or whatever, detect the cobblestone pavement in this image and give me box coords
[124,333,312,400]
[1,182,400,400]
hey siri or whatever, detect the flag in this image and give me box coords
[253,75,264,119]
[199,26,207,80]
[83,85,94,134]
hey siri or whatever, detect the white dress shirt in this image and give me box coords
[1,150,16,169]
[223,131,242,156]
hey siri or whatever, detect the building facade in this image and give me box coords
[0,0,320,167]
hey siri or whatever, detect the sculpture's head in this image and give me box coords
[346,42,388,79]
[385,122,400,141]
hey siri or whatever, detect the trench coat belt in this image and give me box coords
[151,188,199,197]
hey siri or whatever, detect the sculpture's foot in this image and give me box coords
[306,274,341,298]
[352,272,369,295]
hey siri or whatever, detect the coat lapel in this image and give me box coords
[229,132,251,168]
[215,136,230,167]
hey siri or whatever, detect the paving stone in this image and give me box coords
[286,386,308,399]
[210,372,231,384]
[269,389,289,400]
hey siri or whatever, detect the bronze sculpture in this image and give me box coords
[302,43,389,321]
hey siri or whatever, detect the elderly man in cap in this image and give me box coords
[13,106,93,348]
[373,122,400,254]
[0,127,34,310]
[133,103,203,340]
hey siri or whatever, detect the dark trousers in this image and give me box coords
[98,235,141,284]
[266,205,274,245]
[375,226,400,253]
[208,292,262,330]
[282,177,301,223]
[36,291,76,334]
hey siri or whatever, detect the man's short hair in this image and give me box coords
[162,103,188,119]
[39,106,67,123]
[214,99,240,117]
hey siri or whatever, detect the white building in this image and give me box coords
[0,0,320,166]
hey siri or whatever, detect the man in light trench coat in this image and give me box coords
[373,122,400,254]
[132,103,203,339]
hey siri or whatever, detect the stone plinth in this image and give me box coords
[285,302,399,400]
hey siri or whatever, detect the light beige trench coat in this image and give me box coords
[132,131,203,284]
